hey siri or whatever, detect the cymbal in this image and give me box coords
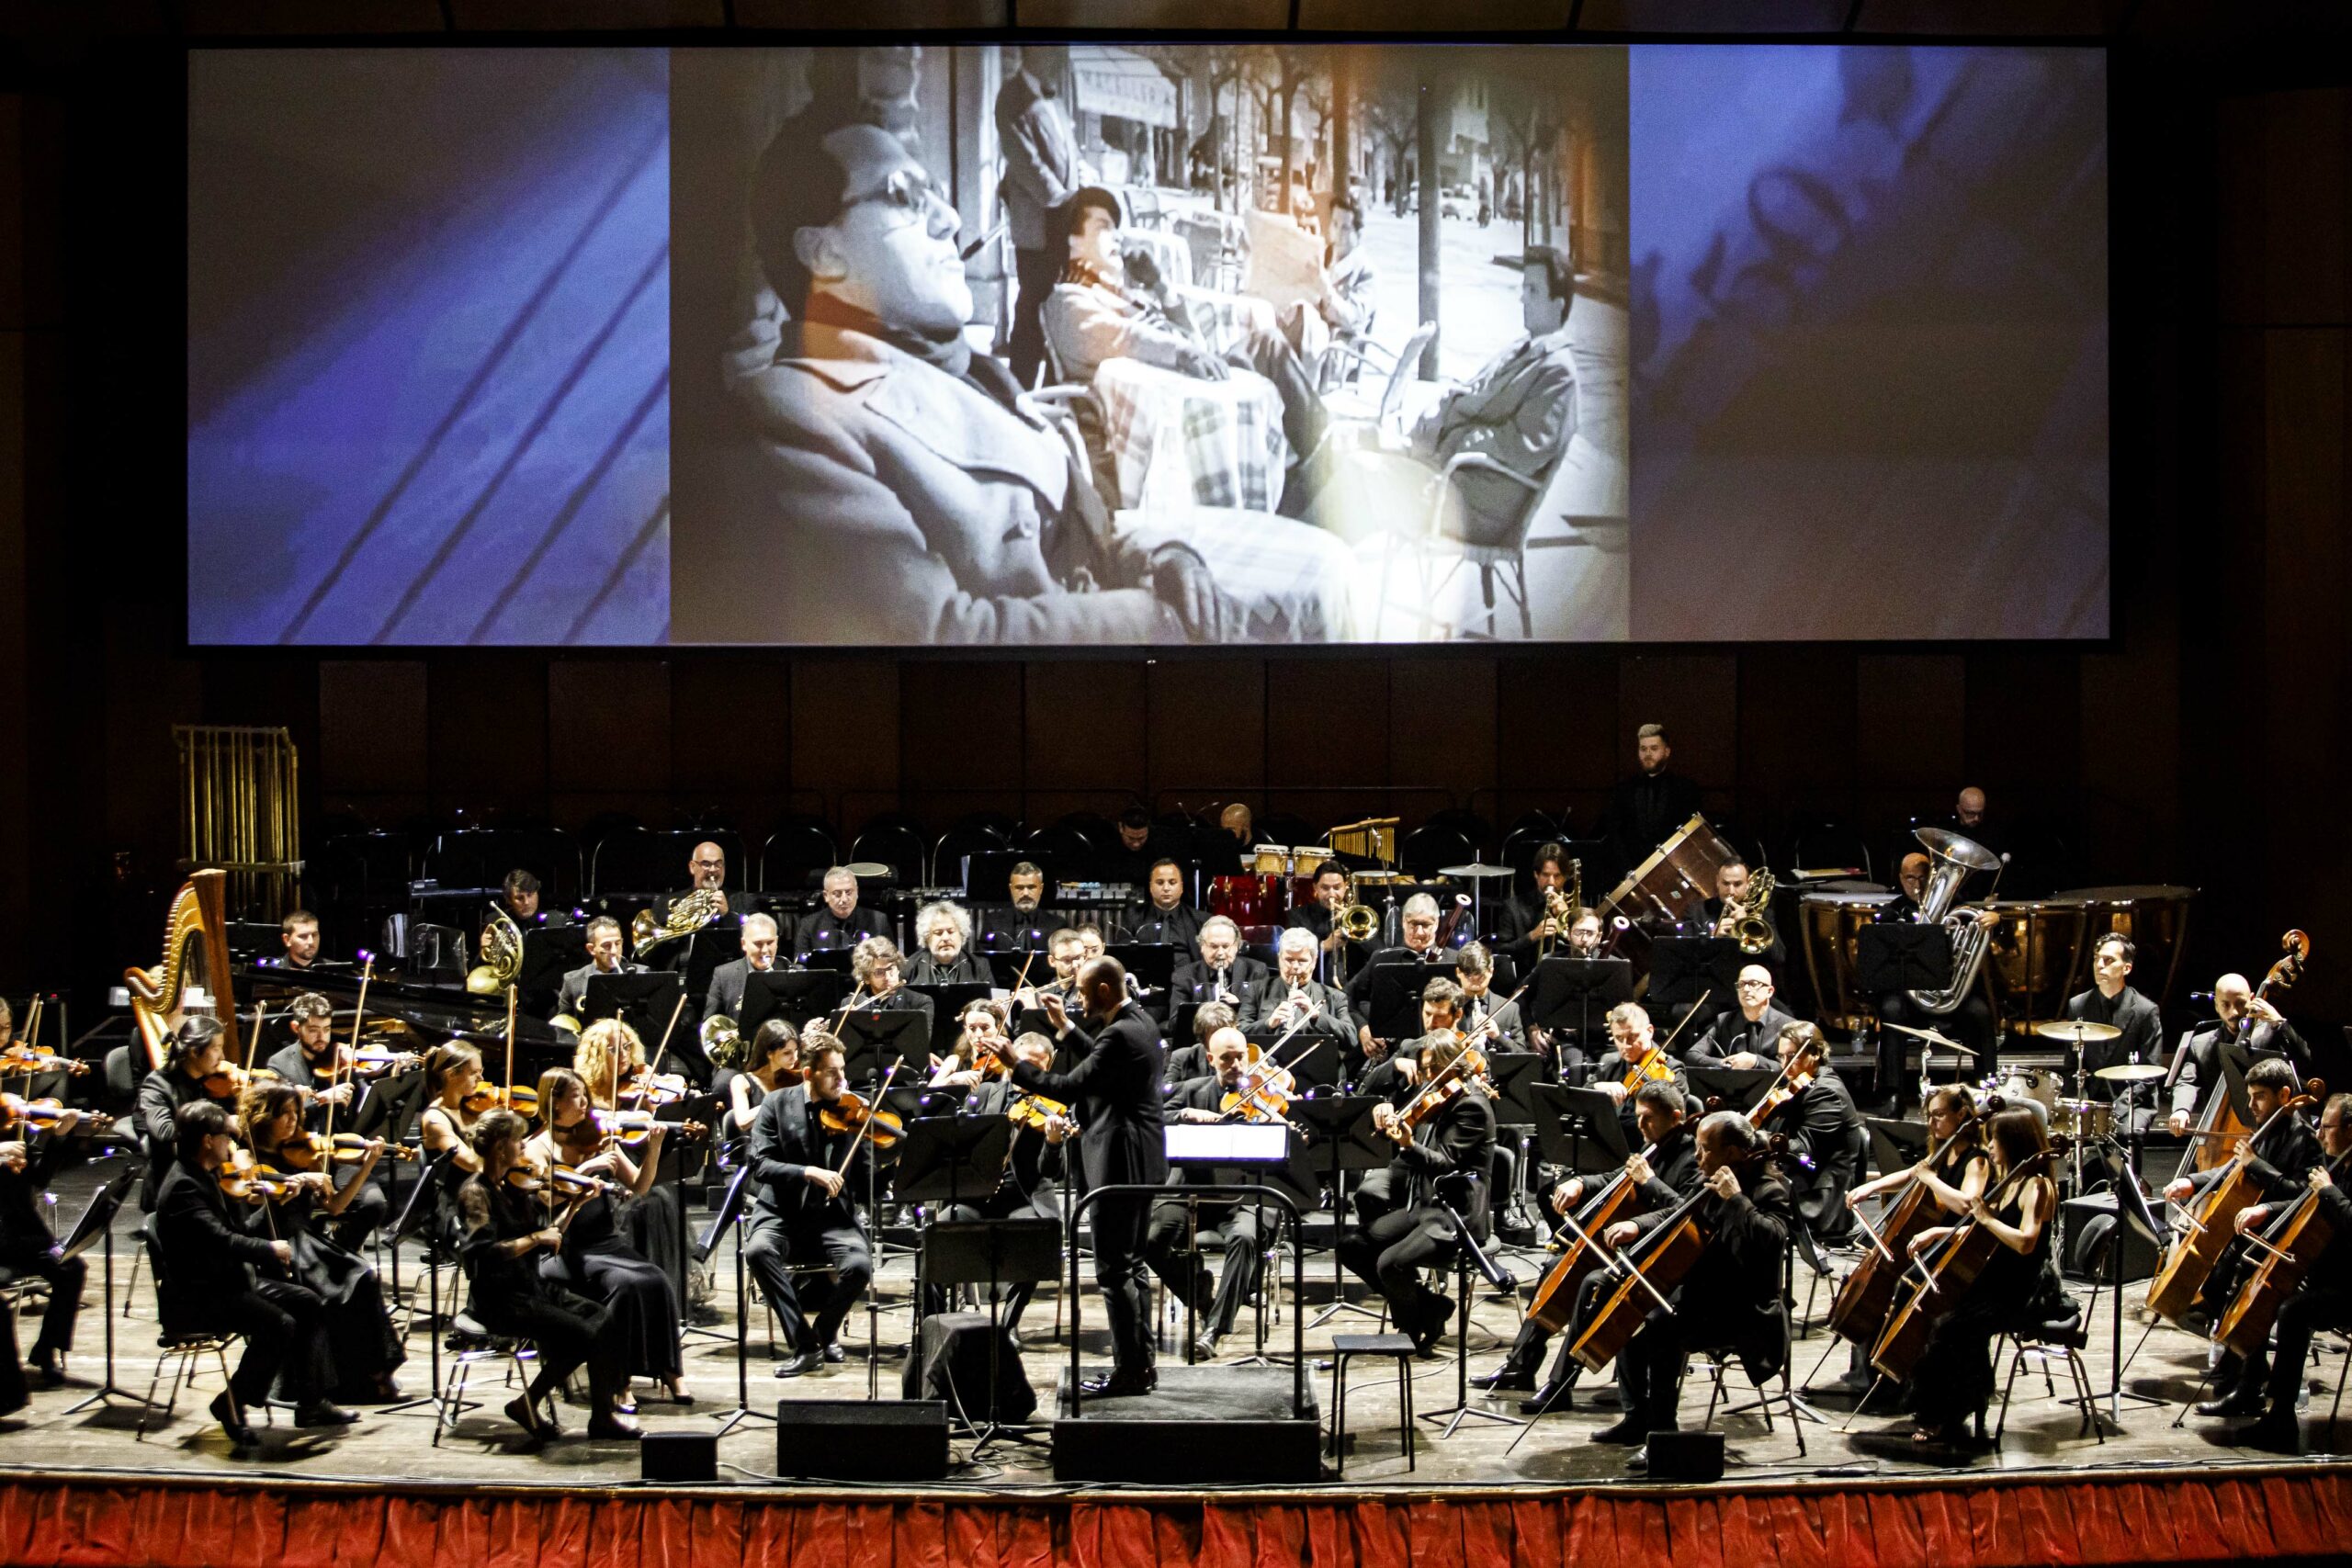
[2095,1063,2168,1083]
[1439,863,1514,878]
[2035,1018,2121,1043]
[843,861,893,879]
[1881,1021,1964,1051]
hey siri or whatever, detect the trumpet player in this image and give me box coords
[1243,927,1356,1053]
[704,913,793,1027]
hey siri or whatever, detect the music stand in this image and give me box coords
[1524,957,1634,1061]
[894,1115,1014,1217]
[1292,1095,1390,1328]
[1855,925,1952,994]
[2084,1145,2167,1427]
[1366,961,1443,1046]
[699,1162,776,1438]
[741,969,844,1036]
[1530,1082,1631,1177]
[797,948,854,975]
[1685,1065,1777,1114]
[911,982,993,1032]
[1487,1053,1545,1129]
[920,1218,1062,1451]
[1250,1030,1342,1094]
[1106,943,1179,997]
[61,1162,158,1413]
[678,919,744,1003]
[1648,938,1746,1022]
[1865,1116,1931,1179]
[517,926,587,1001]
[837,1010,929,1086]
[582,972,686,1044]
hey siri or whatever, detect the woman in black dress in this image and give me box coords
[457,1109,636,1439]
[526,1066,688,1406]
[236,1082,407,1402]
[1898,1106,2064,1446]
[714,1018,800,1156]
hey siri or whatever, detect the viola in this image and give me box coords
[0,1043,89,1077]
[277,1131,417,1171]
[0,1094,108,1135]
[201,1061,256,1101]
[1008,1090,1071,1134]
[1385,1041,1493,1145]
[590,1107,708,1147]
[2149,1079,2324,1326]
[546,1162,628,1200]
[462,1081,539,1117]
[818,1089,904,1149]
[1871,1142,2066,1382]
[220,1153,306,1205]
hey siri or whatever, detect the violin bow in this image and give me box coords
[503,984,518,1111]
[834,1062,902,1178]
[648,991,689,1082]
[327,955,373,1145]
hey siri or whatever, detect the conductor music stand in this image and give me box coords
[60,1163,156,1415]
[740,969,845,1036]
[1524,957,1634,1063]
[837,1010,929,1086]
[582,972,686,1045]
[1292,1095,1390,1328]
[894,1115,1014,1220]
[921,1219,1063,1452]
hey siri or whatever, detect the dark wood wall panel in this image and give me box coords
[1149,659,1266,799]
[424,654,548,819]
[319,660,426,798]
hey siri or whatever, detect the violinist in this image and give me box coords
[1338,1029,1497,1357]
[745,1035,877,1378]
[417,1042,490,1246]
[571,1018,695,1301]
[1242,927,1356,1053]
[455,1109,637,1439]
[1452,944,1527,1053]
[0,1090,91,1386]
[713,1018,800,1145]
[1476,1080,1698,1409]
[1357,978,1465,1111]
[929,998,1011,1089]
[153,1100,353,1446]
[1894,1107,2064,1449]
[2217,1092,2352,1453]
[260,994,393,1247]
[1007,956,1168,1395]
[0,998,74,1100]
[555,916,639,1022]
[2165,1056,2320,1420]
[1151,1028,1273,1360]
[2167,972,2314,1134]
[526,1066,688,1408]
[233,1083,406,1403]
[935,1031,1069,1342]
[135,1015,239,1211]
[1590,1003,1688,1133]
[1754,1021,1866,1244]
[1599,1111,1792,1472]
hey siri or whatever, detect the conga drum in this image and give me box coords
[1798,888,1899,1034]
[1984,898,2088,1043]
[2060,886,2196,1007]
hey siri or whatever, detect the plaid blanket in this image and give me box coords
[1093,355,1292,514]
[1114,504,1357,643]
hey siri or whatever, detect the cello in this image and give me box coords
[1826,1102,1990,1348]
[2146,1078,2323,1327]
[1869,1138,2064,1382]
[2218,1146,2350,1359]
[2175,931,2310,1177]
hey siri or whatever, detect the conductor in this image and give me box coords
[1011,956,1169,1395]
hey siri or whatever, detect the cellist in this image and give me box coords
[2218,1091,2352,1452]
[1596,1111,1792,1473]
[1473,1079,1698,1413]
[1830,1084,1990,1397]
[2168,1056,2321,1421]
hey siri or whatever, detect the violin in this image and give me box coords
[345,1044,423,1077]
[2149,1078,2324,1325]
[0,1043,89,1077]
[590,1107,708,1148]
[1385,1040,1493,1145]
[462,1081,539,1117]
[817,1089,904,1149]
[623,1066,693,1104]
[277,1131,417,1171]
[1007,1090,1071,1134]
[1219,1043,1298,1124]
[202,1061,256,1101]
[220,1152,307,1205]
[0,1094,110,1136]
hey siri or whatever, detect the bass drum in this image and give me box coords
[1996,1066,2064,1129]
[2060,886,2197,1008]
[1798,888,1899,1034]
[1601,814,1741,932]
[1984,898,2088,1044]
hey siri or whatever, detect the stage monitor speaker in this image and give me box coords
[775,1399,949,1482]
[2062,1192,2158,1285]
[642,1430,717,1483]
[1644,1429,1724,1482]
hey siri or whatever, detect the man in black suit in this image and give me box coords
[1009,956,1168,1394]
[979,863,1053,953]
[2062,933,2163,1121]
[1171,916,1270,1014]
[1125,858,1206,949]
[500,867,569,929]
[704,912,792,1023]
[135,1017,238,1211]
[649,842,758,966]
[909,899,993,984]
[745,1037,876,1378]
[1684,859,1786,967]
[1287,863,1371,987]
[1346,894,1449,1066]
[1152,1028,1274,1359]
[1099,806,1174,890]
[1597,723,1703,866]
[1338,1031,1497,1354]
[1753,1021,1864,1243]
[1243,927,1356,1059]
[153,1101,351,1443]
[1686,964,1799,1068]
[0,1100,93,1388]
[1161,1000,1236,1092]
[1496,842,1577,973]
[259,991,395,1248]
[556,916,639,1021]
[2168,971,2314,1134]
[1452,942,1527,1052]
[797,866,888,958]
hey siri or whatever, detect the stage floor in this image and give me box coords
[6,1162,2348,1496]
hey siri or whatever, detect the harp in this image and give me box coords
[124,868,241,1072]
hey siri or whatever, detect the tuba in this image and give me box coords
[632,886,730,959]
[1904,828,2005,1014]
[467,902,525,995]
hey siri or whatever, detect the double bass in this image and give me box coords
[2217,1147,2350,1359]
[1870,1141,2064,1382]
[2147,1078,2324,1326]
[2176,931,2310,1177]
